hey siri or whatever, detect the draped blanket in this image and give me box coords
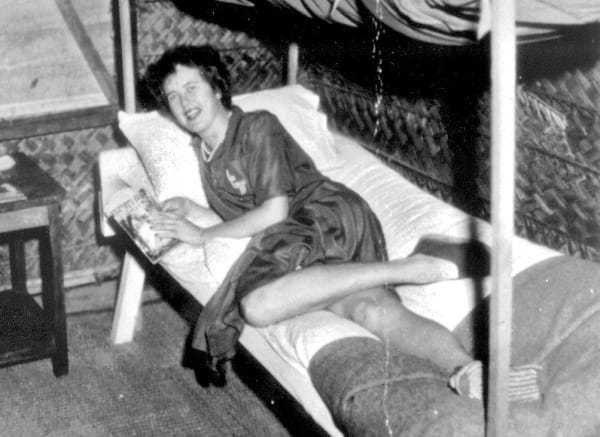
[219,0,600,45]
[309,255,600,436]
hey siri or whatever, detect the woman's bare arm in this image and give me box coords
[151,195,289,245]
[204,195,288,239]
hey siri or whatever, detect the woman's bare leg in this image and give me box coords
[240,254,459,327]
[241,255,472,373]
[328,286,472,374]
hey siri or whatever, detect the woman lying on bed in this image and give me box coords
[146,44,535,401]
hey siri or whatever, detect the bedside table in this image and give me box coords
[0,153,68,376]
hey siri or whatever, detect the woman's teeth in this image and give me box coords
[186,109,201,120]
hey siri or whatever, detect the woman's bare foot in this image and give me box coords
[409,235,490,280]
[389,255,462,283]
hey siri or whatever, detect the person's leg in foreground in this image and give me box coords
[241,252,540,401]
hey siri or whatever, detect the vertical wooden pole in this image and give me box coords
[112,0,144,345]
[488,0,516,435]
[118,0,136,113]
[111,252,146,344]
[287,42,299,85]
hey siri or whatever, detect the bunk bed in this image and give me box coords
[99,1,600,435]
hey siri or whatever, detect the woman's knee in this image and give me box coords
[240,288,271,327]
[335,291,396,328]
[239,284,283,327]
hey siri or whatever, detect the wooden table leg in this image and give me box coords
[40,204,68,377]
[9,235,27,293]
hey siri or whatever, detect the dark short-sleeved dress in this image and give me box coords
[191,107,388,366]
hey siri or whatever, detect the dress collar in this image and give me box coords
[220,106,244,153]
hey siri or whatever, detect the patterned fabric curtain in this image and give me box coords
[217,0,600,45]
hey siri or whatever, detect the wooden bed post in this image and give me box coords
[118,0,136,113]
[488,0,516,434]
[287,42,299,85]
[111,0,147,345]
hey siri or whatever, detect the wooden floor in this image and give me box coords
[0,278,323,436]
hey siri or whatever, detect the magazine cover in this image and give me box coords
[108,188,180,264]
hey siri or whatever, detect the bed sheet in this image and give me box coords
[321,131,560,330]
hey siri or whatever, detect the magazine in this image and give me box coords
[0,182,27,204]
[106,188,180,264]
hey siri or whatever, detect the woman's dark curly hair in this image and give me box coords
[144,45,232,109]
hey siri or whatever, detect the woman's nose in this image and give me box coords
[181,92,196,109]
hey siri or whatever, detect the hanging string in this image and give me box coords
[371,0,384,142]
[370,4,393,436]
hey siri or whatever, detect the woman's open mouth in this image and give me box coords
[185,108,201,121]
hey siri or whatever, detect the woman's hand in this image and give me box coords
[160,196,194,217]
[150,211,208,246]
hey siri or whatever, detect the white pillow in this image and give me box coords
[232,84,340,170]
[117,110,207,206]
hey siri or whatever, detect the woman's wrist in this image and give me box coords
[199,224,217,241]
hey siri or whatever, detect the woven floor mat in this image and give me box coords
[0,297,291,437]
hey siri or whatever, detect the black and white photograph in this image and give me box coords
[0,0,599,436]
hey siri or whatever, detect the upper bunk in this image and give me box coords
[216,0,600,45]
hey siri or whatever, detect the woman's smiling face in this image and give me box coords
[163,64,223,136]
